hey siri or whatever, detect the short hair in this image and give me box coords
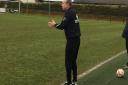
[66,0,72,6]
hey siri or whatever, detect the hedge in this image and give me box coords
[1,2,128,16]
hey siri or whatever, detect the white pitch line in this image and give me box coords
[78,50,126,79]
[61,50,126,85]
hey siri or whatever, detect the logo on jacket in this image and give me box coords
[75,14,79,23]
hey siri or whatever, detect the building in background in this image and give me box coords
[74,0,128,5]
[43,0,74,2]
[20,0,36,3]
[0,0,9,12]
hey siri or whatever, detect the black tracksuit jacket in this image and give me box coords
[55,7,81,39]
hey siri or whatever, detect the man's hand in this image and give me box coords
[48,20,56,28]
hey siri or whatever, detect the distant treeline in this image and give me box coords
[2,2,128,16]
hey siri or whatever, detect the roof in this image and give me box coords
[0,0,9,1]
[43,0,74,2]
[74,0,128,5]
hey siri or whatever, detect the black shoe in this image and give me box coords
[64,82,72,85]
[123,63,128,69]
[72,81,77,85]
[126,62,128,66]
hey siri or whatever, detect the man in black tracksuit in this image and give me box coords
[122,17,128,66]
[48,0,81,85]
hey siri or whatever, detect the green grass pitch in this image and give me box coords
[78,53,128,85]
[0,13,126,85]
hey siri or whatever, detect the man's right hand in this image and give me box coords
[48,20,56,28]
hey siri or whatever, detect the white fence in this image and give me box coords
[0,8,6,12]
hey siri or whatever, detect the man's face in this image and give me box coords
[61,0,69,11]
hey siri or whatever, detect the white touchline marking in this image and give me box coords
[78,50,126,79]
[61,50,126,85]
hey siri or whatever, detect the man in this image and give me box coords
[122,17,128,68]
[48,0,81,85]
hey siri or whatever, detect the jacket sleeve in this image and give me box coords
[55,12,72,30]
[122,23,128,38]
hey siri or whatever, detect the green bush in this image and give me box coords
[0,2,6,7]
[0,2,128,16]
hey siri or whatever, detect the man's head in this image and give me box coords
[61,0,72,11]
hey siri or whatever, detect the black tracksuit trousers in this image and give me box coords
[126,38,128,54]
[65,36,80,83]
